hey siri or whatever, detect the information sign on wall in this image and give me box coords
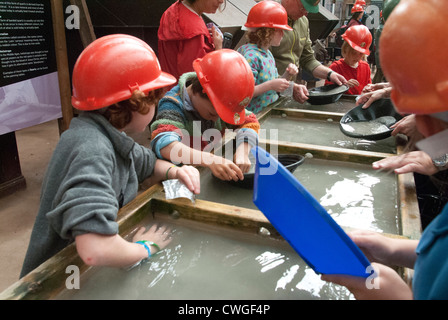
[0,0,62,135]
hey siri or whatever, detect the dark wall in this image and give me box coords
[64,1,339,80]
[64,0,176,80]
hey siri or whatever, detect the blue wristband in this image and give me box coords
[136,241,151,258]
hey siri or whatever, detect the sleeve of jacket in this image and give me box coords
[234,111,260,148]
[46,143,120,240]
[150,94,188,157]
[299,18,321,74]
[240,111,260,134]
[130,143,157,183]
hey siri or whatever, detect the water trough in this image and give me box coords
[0,96,421,300]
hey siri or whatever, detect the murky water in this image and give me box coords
[55,102,404,300]
[57,219,353,300]
[56,156,398,300]
[261,116,397,154]
[198,157,399,235]
[341,116,396,136]
[294,158,399,234]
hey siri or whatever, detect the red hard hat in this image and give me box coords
[193,49,255,125]
[355,0,366,6]
[72,34,176,111]
[342,25,372,55]
[245,1,292,31]
[351,4,364,13]
[380,0,448,115]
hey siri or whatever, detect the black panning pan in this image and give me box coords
[339,98,403,140]
[307,84,349,105]
[215,154,305,189]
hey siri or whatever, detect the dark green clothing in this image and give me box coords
[270,16,321,81]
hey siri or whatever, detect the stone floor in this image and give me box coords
[0,119,60,293]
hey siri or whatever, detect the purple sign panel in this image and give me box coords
[0,0,61,135]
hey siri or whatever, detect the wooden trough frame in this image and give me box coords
[0,97,421,300]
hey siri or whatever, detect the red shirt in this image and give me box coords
[158,1,215,82]
[325,59,371,95]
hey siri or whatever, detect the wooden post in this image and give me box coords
[50,0,74,133]
[69,0,96,47]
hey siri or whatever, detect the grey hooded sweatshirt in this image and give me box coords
[20,112,156,277]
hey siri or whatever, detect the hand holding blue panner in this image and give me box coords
[252,147,372,277]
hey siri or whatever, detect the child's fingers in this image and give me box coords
[135,227,145,237]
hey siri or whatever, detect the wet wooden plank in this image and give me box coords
[270,108,345,121]
[398,172,421,240]
[149,190,278,237]
[260,139,395,165]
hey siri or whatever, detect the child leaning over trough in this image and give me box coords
[150,49,260,182]
[325,25,372,95]
[20,35,200,278]
[237,0,302,114]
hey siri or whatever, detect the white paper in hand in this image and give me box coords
[163,179,195,203]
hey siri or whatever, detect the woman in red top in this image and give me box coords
[325,25,372,95]
[158,0,225,83]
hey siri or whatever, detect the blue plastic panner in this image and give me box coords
[252,147,371,277]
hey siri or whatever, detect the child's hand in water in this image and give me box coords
[133,224,173,252]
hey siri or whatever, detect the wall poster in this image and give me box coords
[0,0,62,136]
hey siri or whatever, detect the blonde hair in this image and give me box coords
[341,41,367,61]
[102,88,164,129]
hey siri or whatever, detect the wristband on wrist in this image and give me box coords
[135,241,151,258]
[165,165,177,180]
[326,71,333,82]
[136,240,162,259]
[145,241,161,252]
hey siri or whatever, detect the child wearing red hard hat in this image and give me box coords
[237,0,301,113]
[20,34,200,277]
[150,49,260,182]
[326,25,372,95]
